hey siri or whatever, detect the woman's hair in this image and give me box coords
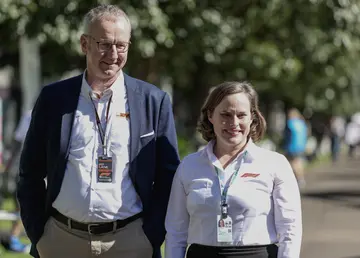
[197,81,266,142]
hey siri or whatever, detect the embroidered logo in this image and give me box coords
[116,112,130,119]
[241,173,260,178]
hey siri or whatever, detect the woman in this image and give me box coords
[165,81,302,258]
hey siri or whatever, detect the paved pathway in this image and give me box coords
[301,157,360,258]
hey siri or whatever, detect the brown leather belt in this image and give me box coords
[51,208,143,235]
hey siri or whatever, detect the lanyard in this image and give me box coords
[89,93,112,156]
[214,151,247,207]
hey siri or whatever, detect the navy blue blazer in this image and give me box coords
[17,74,180,258]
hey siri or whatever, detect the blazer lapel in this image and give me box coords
[124,74,143,179]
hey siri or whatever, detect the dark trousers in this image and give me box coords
[186,244,278,258]
[348,144,356,158]
[330,135,340,162]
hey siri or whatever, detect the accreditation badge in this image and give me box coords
[97,156,113,183]
[217,215,233,242]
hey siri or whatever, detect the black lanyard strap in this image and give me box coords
[89,93,112,156]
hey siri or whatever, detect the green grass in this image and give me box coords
[0,199,30,257]
[0,250,29,258]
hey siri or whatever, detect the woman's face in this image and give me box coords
[208,93,253,150]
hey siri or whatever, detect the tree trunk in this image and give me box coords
[185,56,213,139]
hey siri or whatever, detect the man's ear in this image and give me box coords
[80,34,88,54]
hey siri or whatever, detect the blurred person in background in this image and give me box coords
[1,109,32,253]
[307,114,329,162]
[329,115,346,163]
[17,4,179,258]
[283,108,308,188]
[344,114,360,159]
[165,81,302,258]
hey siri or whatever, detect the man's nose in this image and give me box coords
[108,45,118,60]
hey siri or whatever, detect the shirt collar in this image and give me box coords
[205,138,256,168]
[81,70,125,101]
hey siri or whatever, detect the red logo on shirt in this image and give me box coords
[116,112,130,119]
[241,173,260,178]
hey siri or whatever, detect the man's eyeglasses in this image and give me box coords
[85,34,131,53]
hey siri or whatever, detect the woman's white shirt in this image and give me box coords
[165,140,302,258]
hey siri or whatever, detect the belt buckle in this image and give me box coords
[87,223,100,235]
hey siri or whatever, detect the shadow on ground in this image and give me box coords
[314,172,360,181]
[302,190,360,209]
[302,158,360,209]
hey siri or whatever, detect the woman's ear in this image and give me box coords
[207,110,213,124]
[250,111,255,124]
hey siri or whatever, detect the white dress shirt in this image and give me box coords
[53,71,142,222]
[165,139,302,258]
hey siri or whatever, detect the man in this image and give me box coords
[345,114,360,158]
[329,115,345,163]
[17,4,180,258]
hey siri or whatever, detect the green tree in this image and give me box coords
[1,0,360,139]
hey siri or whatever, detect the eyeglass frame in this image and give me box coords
[84,34,131,53]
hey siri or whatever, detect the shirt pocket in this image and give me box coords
[110,116,130,155]
[186,179,214,211]
[70,113,94,152]
[110,117,130,140]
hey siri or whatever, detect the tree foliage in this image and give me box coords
[1,0,360,133]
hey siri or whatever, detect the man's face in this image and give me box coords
[80,16,131,82]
